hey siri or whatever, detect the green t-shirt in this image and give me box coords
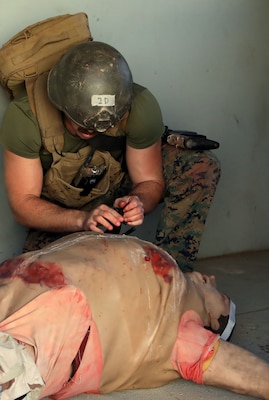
[0,83,164,171]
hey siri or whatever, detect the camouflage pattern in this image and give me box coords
[23,230,70,253]
[155,144,221,272]
[23,144,221,273]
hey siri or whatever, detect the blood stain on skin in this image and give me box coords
[0,255,67,288]
[0,256,25,279]
[102,240,109,249]
[144,246,174,283]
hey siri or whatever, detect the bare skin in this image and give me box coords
[3,116,165,233]
[203,340,269,399]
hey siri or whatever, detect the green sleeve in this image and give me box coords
[126,84,164,149]
[0,94,41,158]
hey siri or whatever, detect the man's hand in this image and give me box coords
[82,195,144,232]
[82,204,125,233]
[114,195,144,226]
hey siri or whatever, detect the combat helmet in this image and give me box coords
[47,41,133,132]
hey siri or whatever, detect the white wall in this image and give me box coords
[0,0,269,261]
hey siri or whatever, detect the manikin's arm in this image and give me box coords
[203,339,269,400]
[171,310,269,400]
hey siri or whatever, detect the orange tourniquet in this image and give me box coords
[171,310,220,384]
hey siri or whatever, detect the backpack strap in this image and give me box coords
[32,72,65,154]
[25,78,38,116]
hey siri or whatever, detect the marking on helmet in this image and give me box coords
[91,95,115,106]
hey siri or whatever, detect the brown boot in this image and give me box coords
[203,339,269,399]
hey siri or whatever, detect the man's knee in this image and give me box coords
[162,145,221,192]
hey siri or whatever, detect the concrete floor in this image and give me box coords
[44,248,269,400]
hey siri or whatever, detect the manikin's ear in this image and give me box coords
[203,293,220,332]
[208,310,221,332]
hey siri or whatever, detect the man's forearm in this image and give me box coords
[11,195,87,232]
[130,180,165,214]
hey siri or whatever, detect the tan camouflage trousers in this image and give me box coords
[23,144,221,272]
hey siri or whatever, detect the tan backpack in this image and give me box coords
[0,12,92,120]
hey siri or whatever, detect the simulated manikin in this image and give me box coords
[0,233,268,400]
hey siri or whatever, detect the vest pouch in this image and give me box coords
[42,146,125,208]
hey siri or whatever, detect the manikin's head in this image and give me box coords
[185,271,236,340]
